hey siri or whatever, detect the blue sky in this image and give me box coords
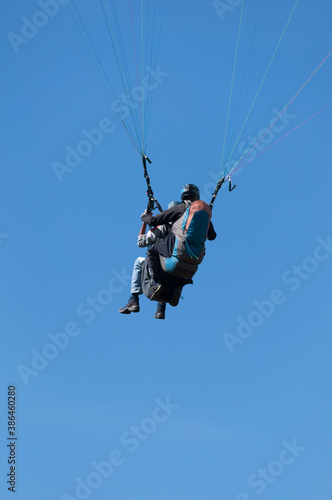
[1,1,332,499]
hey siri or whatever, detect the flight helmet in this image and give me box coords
[180,184,200,201]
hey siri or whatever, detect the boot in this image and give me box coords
[154,302,166,320]
[169,286,183,307]
[119,298,139,314]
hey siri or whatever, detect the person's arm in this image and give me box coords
[149,203,186,226]
[137,210,148,247]
[137,219,166,247]
[139,221,147,236]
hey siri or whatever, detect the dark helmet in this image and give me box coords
[168,200,181,209]
[180,184,200,201]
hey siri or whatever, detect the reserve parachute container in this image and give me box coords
[160,200,212,280]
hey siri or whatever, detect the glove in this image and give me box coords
[141,212,153,225]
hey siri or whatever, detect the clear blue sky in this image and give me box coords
[1,1,331,499]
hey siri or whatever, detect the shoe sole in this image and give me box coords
[119,308,140,314]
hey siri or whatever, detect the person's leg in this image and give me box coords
[154,302,166,320]
[131,257,145,295]
[119,257,144,314]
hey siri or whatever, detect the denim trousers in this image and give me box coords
[131,257,145,294]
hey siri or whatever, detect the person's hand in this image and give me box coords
[141,212,153,224]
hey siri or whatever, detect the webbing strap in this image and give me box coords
[209,177,236,209]
[209,178,225,209]
[142,155,163,213]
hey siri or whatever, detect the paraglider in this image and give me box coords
[139,184,217,309]
[119,201,181,320]
[118,183,217,317]
[61,0,331,318]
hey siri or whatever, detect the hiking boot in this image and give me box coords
[154,302,166,320]
[150,281,163,301]
[169,286,183,307]
[119,298,139,314]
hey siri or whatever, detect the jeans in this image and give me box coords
[131,257,145,294]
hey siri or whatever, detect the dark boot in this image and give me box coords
[119,298,139,314]
[169,286,183,307]
[154,302,166,319]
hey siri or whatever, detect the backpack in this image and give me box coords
[160,200,212,279]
